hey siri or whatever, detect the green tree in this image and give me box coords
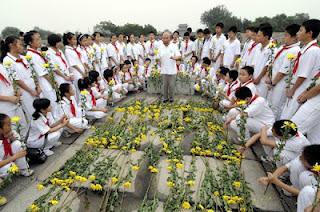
[1,26,21,38]
[33,26,55,39]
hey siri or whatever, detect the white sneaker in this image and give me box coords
[44,149,54,156]
[54,141,62,147]
[20,169,34,177]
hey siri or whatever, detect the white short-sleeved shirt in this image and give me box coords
[292,40,320,91]
[252,43,272,79]
[3,53,36,93]
[201,36,212,59]
[180,40,194,61]
[78,46,89,65]
[272,43,300,77]
[107,43,121,67]
[26,48,53,92]
[116,41,127,58]
[239,80,257,96]
[0,64,18,113]
[57,96,82,119]
[222,38,241,68]
[245,42,259,66]
[47,48,71,85]
[27,112,55,145]
[127,42,140,60]
[64,45,85,80]
[226,79,240,98]
[242,95,275,125]
[210,34,226,57]
[158,43,181,75]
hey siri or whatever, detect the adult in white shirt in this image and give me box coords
[107,35,122,67]
[145,31,159,65]
[127,34,140,61]
[221,26,241,69]
[158,31,181,103]
[201,28,212,60]
[180,32,194,64]
[210,23,227,70]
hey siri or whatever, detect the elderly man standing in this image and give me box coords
[158,31,181,103]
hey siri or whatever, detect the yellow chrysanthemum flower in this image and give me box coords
[123,181,132,188]
[8,164,19,174]
[132,165,140,171]
[167,181,175,187]
[49,199,59,205]
[182,201,191,209]
[195,84,201,92]
[88,175,96,181]
[36,184,45,191]
[286,53,296,61]
[10,116,20,123]
[312,163,320,173]
[111,177,119,184]
[28,203,40,212]
[176,162,184,169]
[80,89,89,95]
[232,181,241,188]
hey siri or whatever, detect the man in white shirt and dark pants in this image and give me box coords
[158,31,181,103]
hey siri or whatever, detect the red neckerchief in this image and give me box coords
[192,64,195,71]
[0,73,11,86]
[56,51,68,69]
[185,40,188,51]
[70,98,76,117]
[273,45,293,62]
[15,58,29,69]
[241,79,253,87]
[176,64,180,72]
[248,42,258,55]
[112,43,119,52]
[73,47,81,60]
[89,90,97,106]
[227,80,240,96]
[293,42,319,74]
[27,48,47,63]
[2,137,13,157]
[145,66,149,75]
[96,83,101,93]
[150,41,153,49]
[249,94,259,104]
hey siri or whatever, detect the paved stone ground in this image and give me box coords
[0,92,296,212]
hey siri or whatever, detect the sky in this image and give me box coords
[1,0,319,34]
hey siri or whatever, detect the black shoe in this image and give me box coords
[169,99,174,103]
[162,99,168,103]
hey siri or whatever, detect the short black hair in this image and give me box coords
[259,24,273,39]
[202,57,211,65]
[89,70,100,83]
[203,28,211,35]
[302,144,320,167]
[78,77,91,90]
[246,26,259,33]
[228,70,238,81]
[215,22,224,29]
[47,34,62,47]
[235,86,253,100]
[187,27,192,33]
[0,113,9,129]
[219,66,229,76]
[184,32,190,37]
[196,29,203,34]
[272,120,298,137]
[302,19,320,39]
[103,69,113,79]
[173,31,179,35]
[228,26,238,33]
[241,66,254,76]
[149,31,155,35]
[285,24,300,37]
[124,60,131,65]
[145,58,151,62]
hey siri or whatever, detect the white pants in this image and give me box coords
[288,158,307,189]
[292,95,320,144]
[0,140,29,177]
[27,130,62,150]
[280,85,306,119]
[86,111,106,119]
[219,99,232,108]
[65,117,89,133]
[96,98,107,110]
[230,117,268,140]
[7,107,28,141]
[297,186,316,212]
[268,81,287,120]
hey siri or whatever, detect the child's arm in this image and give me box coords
[48,117,68,133]
[0,150,27,168]
[260,127,277,148]
[0,95,20,104]
[245,132,261,148]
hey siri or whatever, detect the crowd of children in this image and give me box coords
[0,19,319,210]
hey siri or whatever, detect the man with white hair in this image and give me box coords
[158,30,181,103]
